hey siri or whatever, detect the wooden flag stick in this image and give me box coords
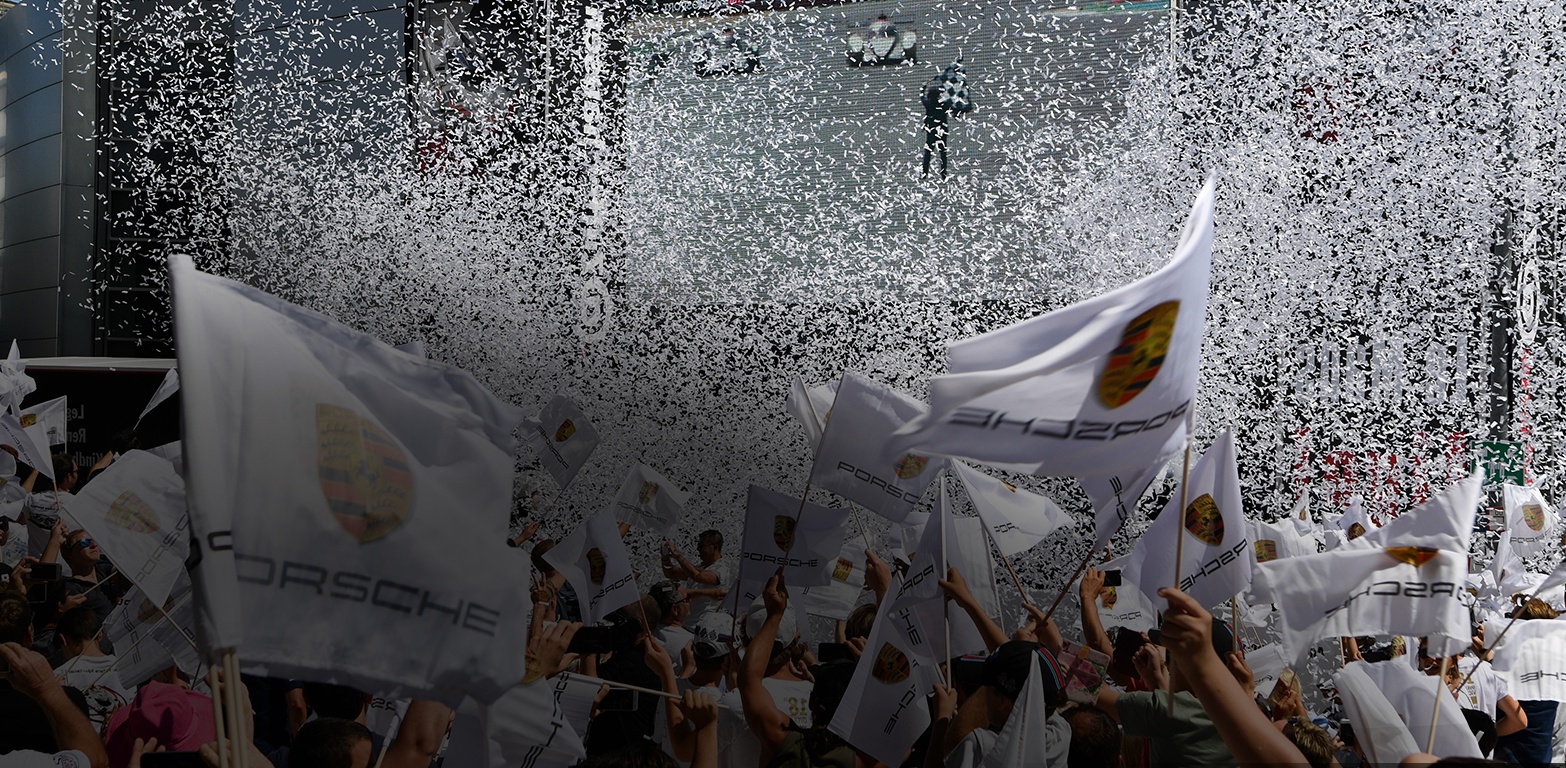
[597,678,732,708]
[1427,655,1450,754]
[940,473,952,689]
[224,650,250,768]
[1455,596,1537,693]
[207,665,232,768]
[1167,411,1197,716]
[1041,546,1097,623]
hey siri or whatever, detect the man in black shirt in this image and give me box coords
[583,595,668,758]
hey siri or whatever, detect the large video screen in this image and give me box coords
[622,0,1169,303]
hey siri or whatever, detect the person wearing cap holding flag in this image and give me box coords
[927,639,1072,768]
[1096,613,1242,767]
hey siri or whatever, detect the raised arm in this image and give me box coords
[1078,567,1112,656]
[2,642,109,768]
[938,566,1007,651]
[739,571,793,761]
[380,700,455,768]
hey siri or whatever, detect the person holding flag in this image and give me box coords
[663,529,730,629]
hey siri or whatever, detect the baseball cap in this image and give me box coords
[650,580,683,614]
[743,595,799,651]
[691,609,735,659]
[1148,617,1236,656]
[104,682,219,766]
[981,640,1066,702]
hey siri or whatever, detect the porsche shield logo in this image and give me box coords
[1385,546,1439,568]
[639,481,659,505]
[893,453,929,480]
[316,404,413,544]
[1098,301,1179,409]
[1099,587,1118,610]
[18,414,35,428]
[1346,522,1367,540]
[106,491,159,534]
[1183,493,1224,546]
[554,420,576,443]
[871,643,911,684]
[833,558,853,581]
[773,515,797,552]
[1254,540,1278,563]
[1522,503,1545,532]
[586,548,607,584]
[136,598,160,624]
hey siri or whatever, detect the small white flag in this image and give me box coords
[785,375,839,452]
[1247,517,1315,564]
[69,450,189,607]
[1486,618,1566,704]
[1074,555,1157,634]
[1502,484,1558,558]
[1080,457,1169,552]
[485,681,588,768]
[827,578,936,765]
[810,372,947,523]
[726,486,851,613]
[1124,429,1251,611]
[521,395,600,489]
[1354,659,1482,759]
[0,412,52,480]
[138,368,181,421]
[887,178,1214,480]
[610,464,689,535]
[0,341,36,416]
[953,462,1071,558]
[1333,663,1421,765]
[20,396,67,448]
[798,537,869,620]
[544,511,639,624]
[978,650,1062,768]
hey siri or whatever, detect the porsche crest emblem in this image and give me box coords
[893,453,929,480]
[1099,587,1118,610]
[1098,301,1179,409]
[833,558,853,581]
[1385,546,1439,568]
[1183,493,1224,546]
[317,404,413,544]
[1522,503,1545,532]
[1346,522,1367,540]
[586,548,607,584]
[871,642,911,684]
[773,515,797,552]
[106,491,159,534]
[639,481,659,505]
[137,598,159,624]
[555,420,576,443]
[1254,540,1278,563]
[18,414,35,428]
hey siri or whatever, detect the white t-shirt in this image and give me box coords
[23,491,75,557]
[1455,656,1509,716]
[683,559,733,629]
[53,655,135,732]
[764,677,814,729]
[656,625,696,676]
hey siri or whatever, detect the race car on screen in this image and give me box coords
[846,15,917,66]
[693,28,761,77]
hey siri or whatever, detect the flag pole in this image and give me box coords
[940,472,952,689]
[1167,410,1197,715]
[1454,594,1538,693]
[224,649,251,768]
[1426,655,1450,754]
[1041,546,1097,622]
[207,665,232,768]
[1230,595,1240,653]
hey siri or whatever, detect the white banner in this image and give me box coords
[610,464,689,535]
[953,462,1071,558]
[827,579,936,765]
[810,371,947,523]
[1486,617,1566,704]
[727,486,851,613]
[20,395,66,448]
[544,511,639,624]
[888,178,1213,479]
[521,394,600,490]
[0,412,52,480]
[785,375,839,452]
[798,537,869,620]
[1247,517,1315,564]
[69,450,189,607]
[170,254,528,704]
[1502,483,1558,558]
[1081,458,1169,552]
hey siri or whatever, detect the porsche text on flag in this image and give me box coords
[810,371,947,522]
[522,394,600,489]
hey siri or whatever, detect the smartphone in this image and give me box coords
[26,580,63,608]
[817,642,853,664]
[1102,570,1122,588]
[140,753,208,768]
[566,620,641,655]
[1338,719,1355,747]
[30,562,61,581]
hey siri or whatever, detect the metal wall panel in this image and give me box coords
[0,132,61,200]
[2,83,61,152]
[0,235,59,292]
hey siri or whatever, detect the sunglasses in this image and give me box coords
[73,538,95,549]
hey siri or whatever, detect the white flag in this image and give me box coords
[810,372,948,523]
[1502,484,1558,558]
[1247,517,1315,564]
[827,579,936,765]
[978,650,1064,768]
[798,537,869,620]
[544,511,639,623]
[888,178,1213,479]
[104,572,198,687]
[20,396,67,448]
[1080,457,1169,552]
[69,450,189,607]
[170,254,529,704]
[1355,659,1481,759]
[1486,618,1566,704]
[0,341,35,416]
[785,375,839,452]
[886,483,991,660]
[138,369,181,421]
[610,464,689,535]
[521,395,600,489]
[1124,429,1250,611]
[1290,497,1314,536]
[0,412,52,480]
[1073,555,1157,633]
[1245,643,1288,697]
[485,681,588,768]
[953,462,1071,558]
[1333,663,1421,765]
[1538,557,1566,595]
[1252,473,1479,662]
[1334,496,1375,544]
[726,486,851,613]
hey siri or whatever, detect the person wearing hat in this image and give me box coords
[929,640,1072,768]
[651,580,697,676]
[1095,605,1243,766]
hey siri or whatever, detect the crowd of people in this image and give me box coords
[4,452,1560,768]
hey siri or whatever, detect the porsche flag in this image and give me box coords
[785,375,839,452]
[887,178,1213,479]
[1355,659,1482,759]
[138,368,180,421]
[1073,555,1156,633]
[1333,663,1421,765]
[1329,496,1375,549]
[953,461,1071,558]
[1252,475,1479,662]
[886,483,991,658]
[1247,517,1315,564]
[726,485,851,612]
[69,450,189,607]
[798,537,869,620]
[1502,484,1558,558]
[20,396,67,448]
[827,574,937,765]
[1080,456,1169,552]
[522,394,600,489]
[1486,618,1566,704]
[0,340,35,416]
[810,371,947,523]
[0,412,51,480]
[1124,429,1249,612]
[545,511,639,624]
[171,254,529,704]
[610,464,689,535]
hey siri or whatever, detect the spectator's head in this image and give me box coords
[531,538,558,576]
[108,429,141,456]
[1511,595,1558,620]
[980,640,1066,728]
[302,682,370,722]
[617,595,663,638]
[690,609,734,668]
[56,605,102,658]
[949,654,986,700]
[1110,628,1149,686]
[0,590,33,645]
[289,717,374,768]
[1064,705,1121,768]
[63,529,99,574]
[1281,716,1336,768]
[743,595,799,662]
[650,581,689,626]
[46,453,78,493]
[800,660,856,758]
[844,603,877,641]
[697,529,722,561]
